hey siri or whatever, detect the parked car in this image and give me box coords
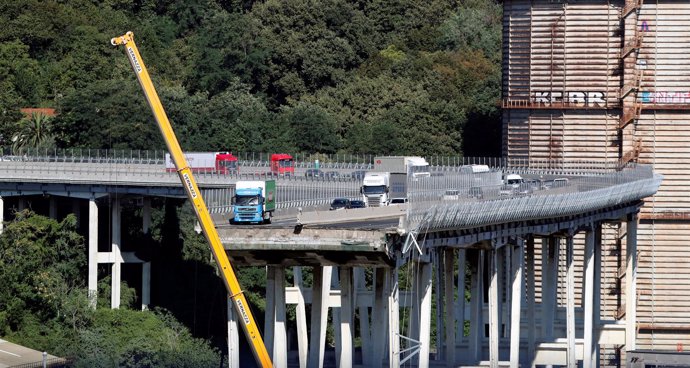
[442,189,460,201]
[515,182,534,196]
[329,198,351,210]
[350,199,366,208]
[350,170,367,180]
[305,168,322,177]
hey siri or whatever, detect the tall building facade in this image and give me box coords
[502,0,690,358]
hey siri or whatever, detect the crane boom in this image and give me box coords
[111,31,273,368]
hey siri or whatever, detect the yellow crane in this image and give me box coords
[111,31,273,368]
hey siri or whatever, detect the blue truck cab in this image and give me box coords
[231,180,276,224]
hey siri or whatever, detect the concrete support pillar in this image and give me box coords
[273,267,287,367]
[469,250,484,362]
[388,267,400,367]
[49,197,57,219]
[88,197,98,308]
[455,249,467,346]
[566,233,576,368]
[308,266,332,367]
[526,237,536,368]
[626,214,638,351]
[337,267,353,368]
[141,262,150,310]
[227,297,240,368]
[510,240,524,368]
[435,250,445,359]
[142,197,151,234]
[111,197,121,309]
[293,267,308,368]
[489,248,499,368]
[264,267,276,354]
[372,268,389,367]
[543,237,560,340]
[17,198,25,211]
[0,196,4,234]
[584,225,596,368]
[354,268,372,366]
[418,260,433,368]
[444,248,456,365]
[594,225,602,366]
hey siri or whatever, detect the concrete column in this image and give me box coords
[444,248,456,365]
[626,214,638,351]
[489,248,499,368]
[142,262,151,310]
[354,268,372,366]
[469,250,484,362]
[455,249,467,345]
[17,198,25,211]
[338,267,353,368]
[372,268,389,367]
[543,237,560,340]
[388,267,400,367]
[111,197,121,309]
[526,237,536,368]
[88,197,98,308]
[435,250,445,359]
[566,233,576,368]
[594,224,602,366]
[293,267,308,368]
[418,261,433,368]
[584,225,596,368]
[49,197,57,219]
[308,266,332,367]
[227,297,240,368]
[510,241,524,368]
[264,267,276,354]
[141,197,151,233]
[273,267,287,367]
[0,196,4,234]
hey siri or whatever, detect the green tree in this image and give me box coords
[11,112,56,154]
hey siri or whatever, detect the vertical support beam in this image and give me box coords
[111,197,121,309]
[141,262,150,310]
[626,214,638,351]
[388,267,400,367]
[293,267,308,368]
[444,248,456,366]
[418,260,433,368]
[49,197,57,219]
[0,196,4,234]
[273,267,287,368]
[227,297,240,368]
[372,268,389,367]
[18,198,25,211]
[264,267,276,355]
[338,267,353,368]
[489,248,500,368]
[354,268,372,366]
[142,197,151,233]
[526,237,536,368]
[455,249,467,346]
[594,224,602,366]
[72,200,81,230]
[566,233,576,368]
[435,250,445,359]
[543,237,559,340]
[510,240,524,368]
[308,266,332,368]
[470,250,484,362]
[584,225,596,368]
[88,197,98,308]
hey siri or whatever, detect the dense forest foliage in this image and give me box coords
[0,0,503,366]
[0,0,502,157]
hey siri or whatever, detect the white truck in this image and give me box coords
[361,156,430,207]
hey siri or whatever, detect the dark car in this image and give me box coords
[350,170,367,180]
[350,199,366,208]
[329,198,351,210]
[305,168,322,177]
[324,171,340,179]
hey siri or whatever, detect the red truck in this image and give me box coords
[165,152,239,174]
[270,153,295,176]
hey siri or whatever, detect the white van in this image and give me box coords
[460,165,490,174]
[505,174,524,188]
